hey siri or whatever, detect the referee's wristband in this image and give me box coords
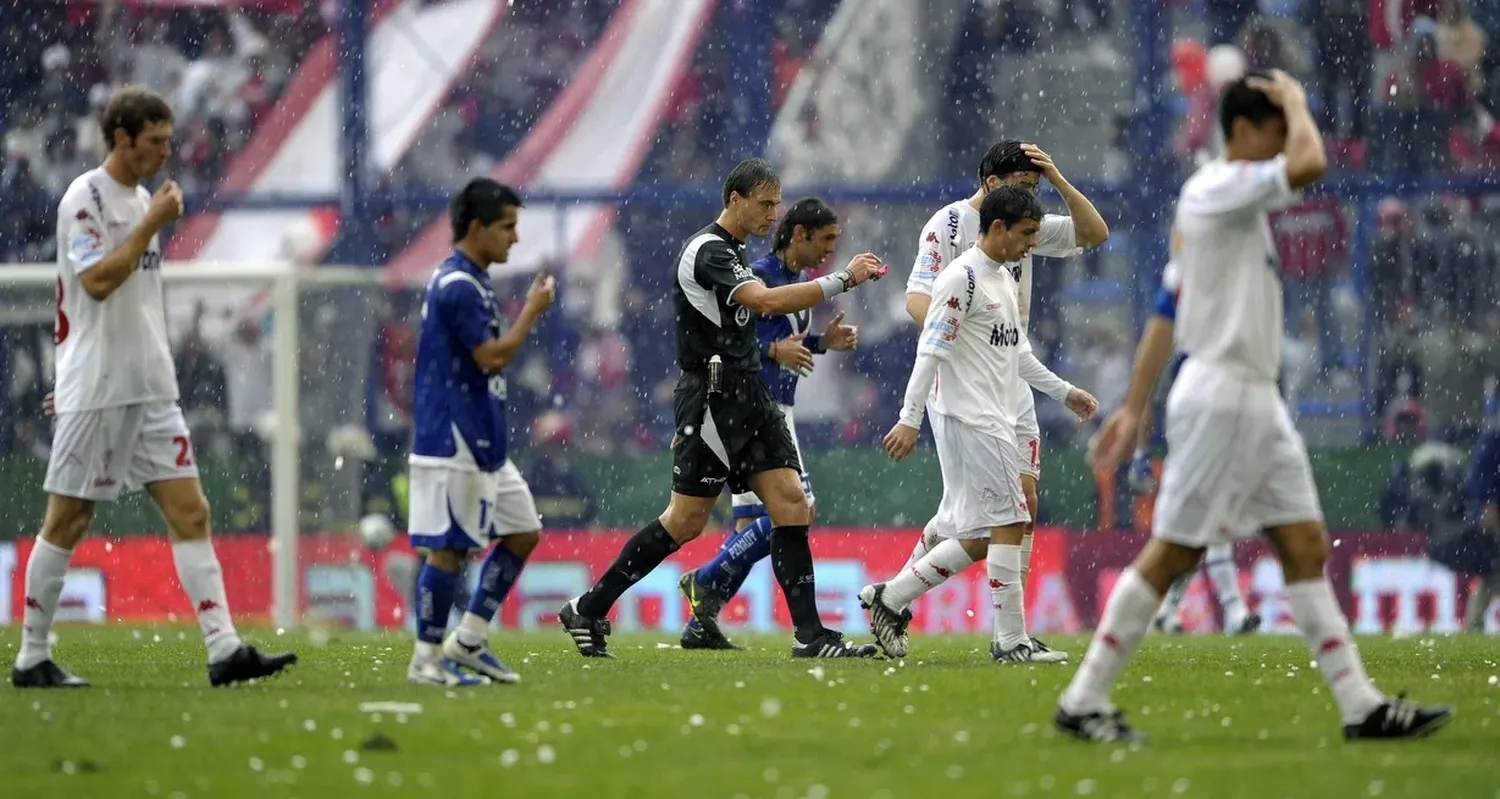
[815,269,854,300]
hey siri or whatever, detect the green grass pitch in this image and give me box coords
[2,628,1497,798]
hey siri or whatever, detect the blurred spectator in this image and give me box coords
[1375,18,1470,173]
[1204,0,1257,46]
[1436,0,1488,94]
[1370,197,1416,331]
[1305,0,1372,139]
[523,411,597,530]
[1462,426,1500,630]
[1379,437,1467,531]
[1272,197,1347,372]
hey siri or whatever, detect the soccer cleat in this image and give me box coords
[407,657,490,687]
[1054,706,1149,744]
[858,583,910,659]
[1231,612,1263,636]
[11,660,90,688]
[680,620,743,650]
[559,599,615,658]
[1028,636,1070,663]
[442,633,521,684]
[791,629,879,658]
[1343,694,1454,741]
[679,570,734,648]
[990,640,1036,663]
[209,645,298,687]
[1153,615,1184,636]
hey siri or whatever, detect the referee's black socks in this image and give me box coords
[577,520,680,618]
[769,524,822,642]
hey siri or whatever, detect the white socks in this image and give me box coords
[171,539,242,664]
[987,544,1027,649]
[16,539,73,670]
[1060,568,1161,714]
[456,611,490,647]
[1285,579,1385,724]
[1204,544,1247,629]
[886,538,978,609]
[1019,534,1033,589]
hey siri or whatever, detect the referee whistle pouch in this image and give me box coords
[708,355,723,396]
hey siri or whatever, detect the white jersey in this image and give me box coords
[913,246,1025,438]
[54,167,178,412]
[1171,155,1299,383]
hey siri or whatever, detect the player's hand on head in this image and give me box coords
[526,274,556,313]
[821,310,859,351]
[1086,408,1139,472]
[1021,144,1063,182]
[1246,70,1306,109]
[771,331,815,376]
[883,422,919,461]
[1065,388,1099,421]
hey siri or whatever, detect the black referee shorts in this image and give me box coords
[671,369,801,498]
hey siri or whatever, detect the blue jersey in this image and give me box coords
[1148,275,1185,450]
[753,253,823,406]
[410,251,509,472]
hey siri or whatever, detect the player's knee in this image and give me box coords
[164,494,213,541]
[1134,539,1203,593]
[661,500,713,542]
[41,497,94,549]
[1268,522,1328,581]
[503,531,540,558]
[427,548,467,572]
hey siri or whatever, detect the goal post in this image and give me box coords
[0,261,394,630]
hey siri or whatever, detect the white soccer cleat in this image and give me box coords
[407,657,490,687]
[1028,636,1070,663]
[442,633,521,685]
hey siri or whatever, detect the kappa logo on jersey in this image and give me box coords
[925,231,939,244]
[75,209,90,222]
[989,322,1020,347]
[946,297,960,309]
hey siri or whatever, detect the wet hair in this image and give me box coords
[1218,70,1285,141]
[980,186,1044,232]
[977,139,1041,185]
[722,158,780,207]
[101,86,174,147]
[450,178,522,242]
[772,197,838,251]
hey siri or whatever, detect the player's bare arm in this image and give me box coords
[905,293,931,329]
[735,253,885,315]
[471,275,555,373]
[1022,144,1108,248]
[1245,71,1326,189]
[79,180,183,301]
[1087,315,1175,471]
[769,331,815,377]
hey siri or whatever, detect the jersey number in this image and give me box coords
[172,436,193,468]
[55,277,69,345]
[477,498,490,533]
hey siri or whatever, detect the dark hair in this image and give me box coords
[722,158,780,207]
[977,139,1040,185]
[772,197,838,251]
[101,86,174,147]
[450,178,523,242]
[1218,71,1284,141]
[980,186,1044,233]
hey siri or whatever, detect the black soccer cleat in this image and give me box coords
[12,660,91,689]
[1343,694,1454,741]
[678,570,734,647]
[559,599,615,658]
[210,645,298,687]
[1232,612,1263,636]
[791,629,879,658]
[1055,706,1149,744]
[857,583,910,659]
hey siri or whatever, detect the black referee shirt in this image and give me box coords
[672,222,763,372]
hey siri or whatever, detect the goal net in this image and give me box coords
[0,261,405,630]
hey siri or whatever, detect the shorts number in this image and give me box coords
[1028,440,1040,469]
[172,435,193,467]
[55,277,69,344]
[477,498,490,532]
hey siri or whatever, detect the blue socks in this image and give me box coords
[467,545,526,622]
[415,563,461,645]
[695,515,774,599]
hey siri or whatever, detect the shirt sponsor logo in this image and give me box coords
[990,322,1021,347]
[919,251,942,273]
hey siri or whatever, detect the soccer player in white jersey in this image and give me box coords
[13,87,297,688]
[1126,263,1261,637]
[881,186,1055,663]
[405,178,554,686]
[1056,71,1453,743]
[862,141,1106,661]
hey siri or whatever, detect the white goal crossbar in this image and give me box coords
[1,261,389,629]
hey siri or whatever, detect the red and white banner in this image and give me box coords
[2,530,1496,634]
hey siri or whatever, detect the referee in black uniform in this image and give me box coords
[560,158,887,658]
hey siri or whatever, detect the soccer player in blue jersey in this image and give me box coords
[405,178,555,686]
[674,197,859,649]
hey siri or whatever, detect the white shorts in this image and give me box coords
[1012,390,1042,480]
[731,404,813,519]
[407,460,542,551]
[1152,360,1324,548]
[44,401,199,502]
[923,411,1031,540]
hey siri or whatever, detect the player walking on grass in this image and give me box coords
[1127,263,1262,637]
[560,159,885,659]
[862,141,1106,661]
[881,187,1053,663]
[675,197,859,650]
[1056,71,1453,743]
[12,87,296,689]
[405,178,554,687]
